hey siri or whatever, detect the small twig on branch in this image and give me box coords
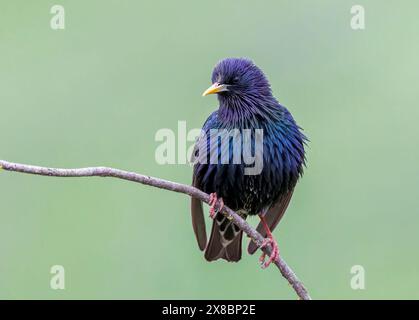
[0,159,311,300]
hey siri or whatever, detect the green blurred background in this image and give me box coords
[1,0,418,299]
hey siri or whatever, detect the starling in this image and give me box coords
[191,58,306,267]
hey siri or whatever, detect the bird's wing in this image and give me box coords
[247,189,294,254]
[191,176,207,251]
[190,111,220,251]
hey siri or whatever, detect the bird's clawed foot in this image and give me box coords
[258,235,280,269]
[208,193,224,219]
[257,214,280,269]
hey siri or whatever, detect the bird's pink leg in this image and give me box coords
[258,214,280,269]
[208,193,224,219]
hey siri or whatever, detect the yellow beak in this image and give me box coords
[202,82,228,96]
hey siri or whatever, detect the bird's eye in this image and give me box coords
[232,76,240,84]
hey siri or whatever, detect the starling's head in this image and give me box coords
[202,58,272,101]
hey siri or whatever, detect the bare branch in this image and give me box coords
[0,159,311,300]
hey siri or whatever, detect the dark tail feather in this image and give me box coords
[225,231,243,262]
[205,214,243,262]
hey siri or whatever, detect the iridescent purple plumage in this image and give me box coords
[191,58,307,263]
